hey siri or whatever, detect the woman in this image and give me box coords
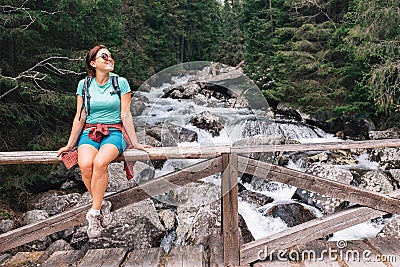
[58,44,150,238]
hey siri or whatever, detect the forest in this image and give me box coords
[1,0,400,193]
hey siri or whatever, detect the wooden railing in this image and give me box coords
[0,138,400,266]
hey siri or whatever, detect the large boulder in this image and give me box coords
[376,216,400,239]
[369,127,400,140]
[369,147,400,170]
[70,199,165,250]
[294,163,354,214]
[358,170,395,194]
[31,191,82,216]
[239,190,274,208]
[264,202,317,227]
[190,111,224,137]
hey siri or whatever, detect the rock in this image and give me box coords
[23,210,49,225]
[70,199,165,250]
[179,199,221,246]
[389,169,400,185]
[22,210,52,250]
[308,152,329,163]
[159,181,220,208]
[60,180,79,190]
[193,94,208,106]
[239,190,274,207]
[190,111,224,137]
[131,100,146,116]
[171,182,221,246]
[251,177,293,195]
[358,170,395,194]
[181,83,201,98]
[159,209,176,231]
[38,239,74,262]
[0,219,14,233]
[137,82,151,92]
[145,123,198,146]
[32,192,82,216]
[343,116,375,140]
[331,150,358,165]
[264,203,316,227]
[107,161,154,189]
[376,216,400,238]
[369,127,400,140]
[169,89,183,99]
[238,214,254,244]
[295,163,353,214]
[276,102,302,121]
[369,147,400,169]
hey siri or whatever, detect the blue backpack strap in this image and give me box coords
[110,76,121,99]
[78,76,92,121]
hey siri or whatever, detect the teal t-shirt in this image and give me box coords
[76,76,131,124]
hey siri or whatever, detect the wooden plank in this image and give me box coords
[366,237,400,256]
[238,156,400,214]
[123,145,231,161]
[0,157,223,253]
[365,238,400,266]
[1,251,44,266]
[124,247,164,267]
[1,138,400,165]
[221,153,240,266]
[253,262,294,267]
[232,138,400,154]
[164,245,205,267]
[181,245,205,267]
[208,231,224,267]
[0,254,11,265]
[0,145,231,165]
[78,248,128,267]
[41,250,85,267]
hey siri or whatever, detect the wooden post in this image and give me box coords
[221,152,240,266]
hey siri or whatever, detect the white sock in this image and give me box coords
[89,208,100,215]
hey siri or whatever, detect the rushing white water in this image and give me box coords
[138,74,388,242]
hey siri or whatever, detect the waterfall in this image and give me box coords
[136,73,387,242]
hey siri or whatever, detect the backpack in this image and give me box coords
[78,75,121,121]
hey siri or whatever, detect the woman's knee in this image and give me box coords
[78,158,94,176]
[93,157,109,173]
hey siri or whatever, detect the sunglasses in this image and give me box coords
[95,52,114,61]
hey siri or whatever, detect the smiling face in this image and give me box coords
[90,48,115,73]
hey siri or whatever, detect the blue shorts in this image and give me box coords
[78,129,127,155]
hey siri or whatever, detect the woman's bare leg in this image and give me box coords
[90,144,119,210]
[78,144,98,196]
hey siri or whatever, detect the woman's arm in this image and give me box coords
[57,95,86,156]
[120,93,150,151]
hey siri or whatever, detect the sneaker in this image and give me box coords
[100,200,112,228]
[86,211,104,238]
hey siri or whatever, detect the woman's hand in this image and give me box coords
[134,143,152,152]
[57,146,73,157]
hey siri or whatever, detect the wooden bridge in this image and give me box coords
[0,138,400,266]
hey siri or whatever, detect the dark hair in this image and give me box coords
[85,44,108,77]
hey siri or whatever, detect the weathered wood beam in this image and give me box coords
[221,153,240,266]
[0,145,231,165]
[240,189,400,265]
[238,156,400,214]
[232,138,400,154]
[0,157,223,253]
[1,138,400,165]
